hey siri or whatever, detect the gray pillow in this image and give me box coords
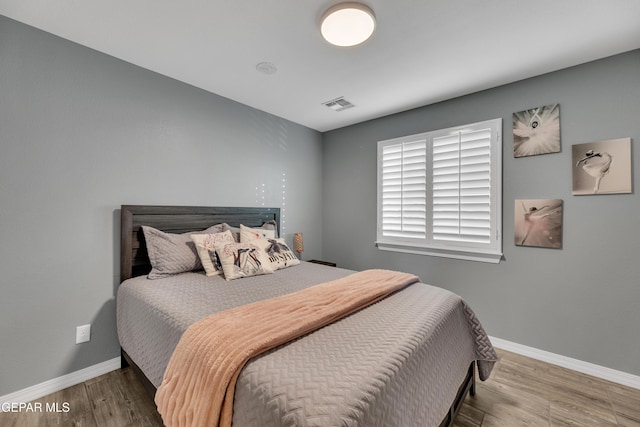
[142,224,229,279]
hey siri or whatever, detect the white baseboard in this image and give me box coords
[490,336,640,390]
[0,357,121,405]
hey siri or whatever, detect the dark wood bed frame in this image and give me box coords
[118,204,474,427]
[120,205,281,282]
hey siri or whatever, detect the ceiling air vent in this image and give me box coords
[322,97,355,112]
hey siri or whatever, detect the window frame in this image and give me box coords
[376,118,503,263]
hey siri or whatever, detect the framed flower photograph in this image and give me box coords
[513,103,561,158]
[514,199,563,249]
[572,138,632,195]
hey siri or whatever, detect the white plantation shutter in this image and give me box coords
[377,118,502,263]
[432,128,492,243]
[381,139,427,239]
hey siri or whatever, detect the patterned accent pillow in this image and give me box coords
[239,224,276,242]
[191,230,235,276]
[261,220,279,237]
[142,224,228,279]
[254,238,300,270]
[214,241,274,281]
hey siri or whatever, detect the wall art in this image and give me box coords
[513,103,561,158]
[514,199,563,249]
[572,137,632,195]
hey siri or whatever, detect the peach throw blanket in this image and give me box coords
[155,269,419,427]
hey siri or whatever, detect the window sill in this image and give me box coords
[376,241,503,264]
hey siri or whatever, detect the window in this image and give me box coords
[376,118,502,263]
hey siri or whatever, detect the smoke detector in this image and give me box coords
[256,62,278,75]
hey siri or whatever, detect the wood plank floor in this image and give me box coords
[1,348,638,426]
[454,349,640,427]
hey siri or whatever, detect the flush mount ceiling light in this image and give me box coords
[320,2,376,47]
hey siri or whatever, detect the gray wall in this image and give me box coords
[322,50,640,376]
[0,16,324,395]
[2,13,638,398]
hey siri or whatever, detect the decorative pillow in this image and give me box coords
[261,220,279,237]
[254,237,300,270]
[227,221,278,242]
[239,223,276,242]
[214,241,274,281]
[191,230,235,276]
[142,224,228,279]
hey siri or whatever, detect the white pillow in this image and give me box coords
[254,238,300,271]
[215,241,274,281]
[239,224,276,242]
[191,230,235,276]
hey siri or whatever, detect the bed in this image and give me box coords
[117,205,497,427]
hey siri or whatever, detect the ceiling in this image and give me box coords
[1,0,639,132]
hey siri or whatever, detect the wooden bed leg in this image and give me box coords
[120,348,130,368]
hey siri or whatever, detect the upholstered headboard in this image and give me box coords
[120,205,280,282]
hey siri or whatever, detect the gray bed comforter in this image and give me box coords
[117,262,496,427]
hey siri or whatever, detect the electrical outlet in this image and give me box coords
[76,324,91,344]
